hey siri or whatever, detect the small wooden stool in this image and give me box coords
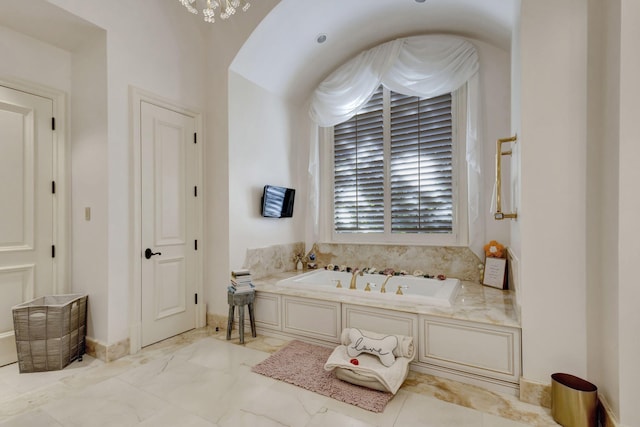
[226,290,256,344]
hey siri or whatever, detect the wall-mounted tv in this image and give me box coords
[261,185,295,218]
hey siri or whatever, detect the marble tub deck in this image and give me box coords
[0,327,558,427]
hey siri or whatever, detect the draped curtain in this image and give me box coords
[305,34,483,253]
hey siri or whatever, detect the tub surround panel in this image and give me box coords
[311,243,482,282]
[281,296,341,341]
[343,304,418,344]
[254,270,521,395]
[255,271,518,328]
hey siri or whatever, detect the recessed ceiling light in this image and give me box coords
[316,34,327,44]
[415,0,426,3]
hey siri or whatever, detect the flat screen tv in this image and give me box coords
[261,185,295,218]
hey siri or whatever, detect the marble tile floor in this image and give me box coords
[0,327,558,426]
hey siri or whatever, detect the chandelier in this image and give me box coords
[178,0,251,24]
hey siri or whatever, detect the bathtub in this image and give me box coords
[276,269,460,307]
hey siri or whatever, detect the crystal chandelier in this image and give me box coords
[178,0,251,24]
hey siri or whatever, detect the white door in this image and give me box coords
[0,86,54,366]
[141,101,197,346]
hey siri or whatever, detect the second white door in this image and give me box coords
[140,101,198,347]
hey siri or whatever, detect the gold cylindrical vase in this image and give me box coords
[551,373,598,427]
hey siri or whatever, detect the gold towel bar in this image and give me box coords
[495,135,518,220]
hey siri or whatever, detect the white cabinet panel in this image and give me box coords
[342,304,417,343]
[282,296,341,342]
[254,292,281,330]
[419,316,521,383]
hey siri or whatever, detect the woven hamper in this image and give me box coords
[12,294,88,373]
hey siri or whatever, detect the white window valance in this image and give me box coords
[309,35,479,127]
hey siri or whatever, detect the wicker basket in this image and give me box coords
[12,294,88,373]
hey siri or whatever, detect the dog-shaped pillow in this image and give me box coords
[346,329,397,367]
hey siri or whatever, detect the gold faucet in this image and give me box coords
[380,275,392,293]
[350,269,363,290]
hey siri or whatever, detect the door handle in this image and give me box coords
[144,248,162,259]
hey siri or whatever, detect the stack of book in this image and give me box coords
[229,269,255,294]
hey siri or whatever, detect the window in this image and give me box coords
[331,85,464,244]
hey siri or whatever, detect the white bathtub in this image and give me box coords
[276,269,460,307]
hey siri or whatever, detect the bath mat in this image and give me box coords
[251,339,393,413]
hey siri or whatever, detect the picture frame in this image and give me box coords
[483,257,507,289]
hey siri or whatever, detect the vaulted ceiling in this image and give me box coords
[0,0,517,104]
[231,0,518,102]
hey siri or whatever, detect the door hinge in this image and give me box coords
[51,117,55,131]
[194,240,198,250]
[194,133,197,144]
[194,186,197,197]
[195,293,198,304]
[51,245,56,258]
[52,181,56,194]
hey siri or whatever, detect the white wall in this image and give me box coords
[204,0,280,317]
[509,2,522,303]
[48,0,208,344]
[515,2,640,424]
[228,72,305,271]
[70,32,109,342]
[0,25,71,91]
[617,1,640,424]
[518,0,589,382]
[586,0,620,418]
[475,40,512,253]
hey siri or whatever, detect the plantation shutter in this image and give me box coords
[389,92,453,233]
[333,87,384,232]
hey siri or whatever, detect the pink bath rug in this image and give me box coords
[251,339,393,413]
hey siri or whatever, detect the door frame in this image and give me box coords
[0,77,69,295]
[129,86,204,354]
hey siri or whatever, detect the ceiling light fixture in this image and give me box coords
[316,34,327,44]
[178,0,250,24]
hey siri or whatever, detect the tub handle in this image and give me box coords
[396,285,409,295]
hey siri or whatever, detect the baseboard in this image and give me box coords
[599,394,620,427]
[520,377,551,407]
[85,337,130,362]
[207,312,227,330]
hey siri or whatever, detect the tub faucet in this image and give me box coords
[350,269,363,290]
[380,275,393,293]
